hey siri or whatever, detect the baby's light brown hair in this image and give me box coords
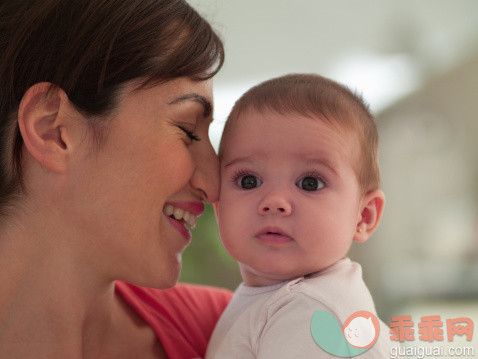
[218,73,380,194]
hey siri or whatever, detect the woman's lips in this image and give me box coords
[167,201,205,216]
[163,201,205,242]
[165,214,192,242]
[256,227,293,245]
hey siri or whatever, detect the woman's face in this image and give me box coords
[67,77,218,288]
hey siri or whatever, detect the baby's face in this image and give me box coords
[217,109,364,285]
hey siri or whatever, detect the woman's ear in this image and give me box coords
[18,83,76,173]
[354,189,385,243]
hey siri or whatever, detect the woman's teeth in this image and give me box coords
[163,204,197,229]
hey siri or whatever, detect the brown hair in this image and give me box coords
[219,73,380,194]
[0,0,224,216]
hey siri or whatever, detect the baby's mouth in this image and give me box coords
[163,204,197,230]
[257,226,290,237]
[256,226,294,244]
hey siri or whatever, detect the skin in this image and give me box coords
[217,109,385,287]
[0,77,218,358]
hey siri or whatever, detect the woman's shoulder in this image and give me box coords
[115,281,233,358]
[116,281,232,322]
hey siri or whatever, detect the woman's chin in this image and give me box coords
[121,257,182,290]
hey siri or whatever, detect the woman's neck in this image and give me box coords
[0,209,166,359]
[0,210,121,358]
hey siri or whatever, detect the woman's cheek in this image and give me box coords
[158,143,195,190]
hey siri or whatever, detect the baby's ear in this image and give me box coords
[354,189,385,243]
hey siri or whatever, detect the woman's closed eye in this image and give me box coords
[178,125,200,142]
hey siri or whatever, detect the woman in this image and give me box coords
[0,0,231,358]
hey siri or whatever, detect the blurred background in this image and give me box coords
[181,1,478,355]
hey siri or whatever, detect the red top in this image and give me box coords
[115,281,232,359]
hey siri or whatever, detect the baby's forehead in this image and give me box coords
[224,107,353,142]
[220,109,359,164]
[240,106,352,126]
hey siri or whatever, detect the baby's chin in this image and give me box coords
[240,263,321,286]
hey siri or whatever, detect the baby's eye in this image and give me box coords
[238,175,262,189]
[296,176,325,191]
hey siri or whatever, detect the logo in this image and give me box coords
[311,310,380,357]
[389,315,473,343]
[389,315,475,358]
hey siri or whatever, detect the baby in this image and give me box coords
[206,74,395,358]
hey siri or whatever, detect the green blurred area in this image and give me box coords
[179,203,242,291]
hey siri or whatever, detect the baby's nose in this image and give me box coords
[258,195,292,216]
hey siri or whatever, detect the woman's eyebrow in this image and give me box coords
[168,93,212,118]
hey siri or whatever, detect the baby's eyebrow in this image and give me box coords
[222,155,254,168]
[301,157,339,176]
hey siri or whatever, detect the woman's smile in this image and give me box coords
[163,201,205,241]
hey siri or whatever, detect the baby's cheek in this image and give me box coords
[218,206,246,246]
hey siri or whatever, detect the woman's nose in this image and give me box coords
[189,141,220,203]
[258,192,292,216]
